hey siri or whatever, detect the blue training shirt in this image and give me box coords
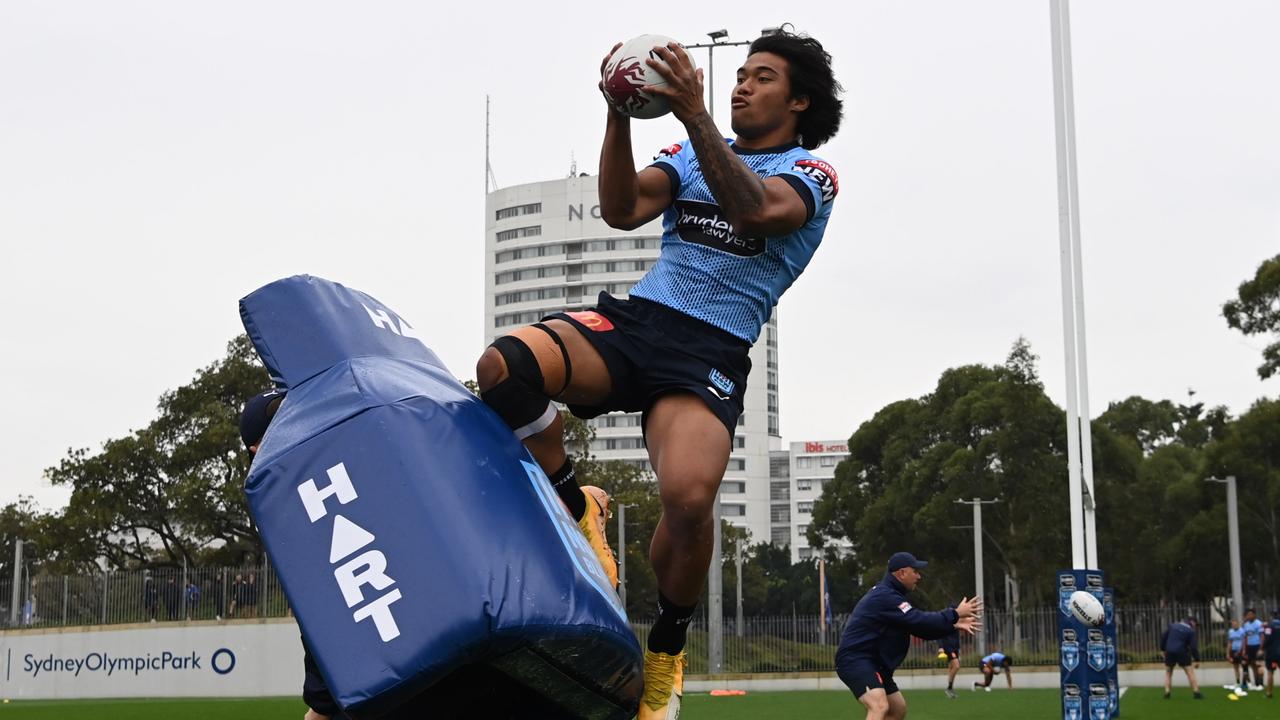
[982,652,1007,667]
[1266,618,1280,655]
[1244,618,1264,647]
[629,139,838,343]
[1228,627,1245,652]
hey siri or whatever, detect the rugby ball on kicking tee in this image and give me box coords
[1068,590,1105,627]
[602,34,695,120]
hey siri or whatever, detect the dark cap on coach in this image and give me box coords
[240,389,286,449]
[888,552,928,572]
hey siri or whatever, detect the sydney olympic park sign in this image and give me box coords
[0,620,303,699]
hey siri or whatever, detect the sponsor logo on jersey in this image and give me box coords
[655,143,683,159]
[566,310,615,332]
[898,601,912,614]
[674,200,764,257]
[793,159,839,204]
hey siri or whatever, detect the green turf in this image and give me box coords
[0,687,1271,718]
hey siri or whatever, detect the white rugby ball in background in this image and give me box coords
[1068,590,1105,627]
[601,34,695,120]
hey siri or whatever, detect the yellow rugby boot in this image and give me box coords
[577,485,619,590]
[639,649,686,719]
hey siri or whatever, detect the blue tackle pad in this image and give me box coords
[240,275,642,719]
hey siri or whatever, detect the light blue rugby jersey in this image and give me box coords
[628,139,838,343]
[1228,627,1245,651]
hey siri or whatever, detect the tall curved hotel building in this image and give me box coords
[485,175,782,545]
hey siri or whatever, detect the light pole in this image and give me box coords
[735,537,744,638]
[955,498,999,657]
[9,538,22,627]
[1206,476,1243,623]
[617,503,634,609]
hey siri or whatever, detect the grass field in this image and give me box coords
[0,687,1271,718]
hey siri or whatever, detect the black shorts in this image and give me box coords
[1230,651,1244,665]
[546,293,751,438]
[943,649,960,662]
[837,657,898,699]
[1164,651,1192,668]
[1268,655,1280,671]
[1245,645,1261,663]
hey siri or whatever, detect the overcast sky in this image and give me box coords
[2,1,1276,511]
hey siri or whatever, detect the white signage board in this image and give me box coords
[0,620,303,699]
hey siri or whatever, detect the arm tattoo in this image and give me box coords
[684,111,765,226]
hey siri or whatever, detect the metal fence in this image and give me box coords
[2,568,1272,674]
[1,565,287,628]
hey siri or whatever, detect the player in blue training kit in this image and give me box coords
[1226,619,1247,691]
[476,30,845,720]
[972,651,1014,691]
[1244,608,1266,690]
[836,553,982,720]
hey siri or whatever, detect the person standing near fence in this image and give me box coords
[1243,608,1265,690]
[162,575,180,621]
[1160,616,1202,700]
[835,552,983,720]
[1226,618,1246,691]
[1264,608,1280,699]
[938,605,961,699]
[142,572,158,623]
[244,573,259,619]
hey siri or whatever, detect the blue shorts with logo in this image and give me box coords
[545,292,750,439]
[837,656,899,699]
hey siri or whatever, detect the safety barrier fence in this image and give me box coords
[1,571,1271,674]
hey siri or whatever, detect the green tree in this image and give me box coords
[1223,253,1280,379]
[1202,398,1280,600]
[811,338,1071,608]
[45,335,270,569]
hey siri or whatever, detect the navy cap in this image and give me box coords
[888,552,928,572]
[239,389,286,449]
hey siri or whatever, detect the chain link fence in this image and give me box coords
[2,568,1272,674]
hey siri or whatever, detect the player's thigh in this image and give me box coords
[885,691,908,720]
[481,320,612,405]
[645,393,731,510]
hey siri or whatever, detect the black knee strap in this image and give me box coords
[483,335,557,439]
[532,322,572,396]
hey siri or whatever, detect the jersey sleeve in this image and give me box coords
[648,140,694,199]
[875,599,958,640]
[774,151,840,222]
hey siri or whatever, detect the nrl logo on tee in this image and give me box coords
[708,369,735,396]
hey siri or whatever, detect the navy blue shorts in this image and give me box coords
[545,293,750,439]
[1164,651,1192,668]
[837,657,899,699]
[942,649,960,662]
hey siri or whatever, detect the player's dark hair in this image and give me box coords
[748,32,843,149]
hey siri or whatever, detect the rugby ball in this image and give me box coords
[1068,590,1105,627]
[602,34,695,119]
